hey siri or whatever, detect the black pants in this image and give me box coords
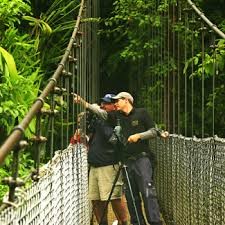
[123,155,161,225]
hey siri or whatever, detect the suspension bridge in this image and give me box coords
[0,0,225,225]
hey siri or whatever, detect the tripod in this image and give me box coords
[99,161,141,225]
[99,119,142,225]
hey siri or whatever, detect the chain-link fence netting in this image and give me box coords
[150,135,225,225]
[0,144,90,225]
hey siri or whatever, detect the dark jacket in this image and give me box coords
[88,117,118,167]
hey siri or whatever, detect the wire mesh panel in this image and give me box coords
[151,135,225,225]
[0,144,89,225]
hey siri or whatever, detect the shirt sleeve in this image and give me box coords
[88,103,108,120]
[139,128,157,140]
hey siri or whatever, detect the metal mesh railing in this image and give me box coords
[0,144,89,225]
[151,135,225,225]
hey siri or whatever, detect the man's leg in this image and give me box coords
[97,165,123,225]
[134,157,162,225]
[92,200,108,225]
[111,196,128,225]
[89,167,108,224]
[123,162,147,225]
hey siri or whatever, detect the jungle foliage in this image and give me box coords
[99,0,225,137]
[0,0,80,200]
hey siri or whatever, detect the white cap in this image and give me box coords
[112,92,134,104]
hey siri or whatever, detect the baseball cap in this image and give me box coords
[101,93,116,103]
[112,92,134,104]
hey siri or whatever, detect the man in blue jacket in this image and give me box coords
[87,94,128,225]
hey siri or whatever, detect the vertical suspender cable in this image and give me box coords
[81,18,84,108]
[167,0,170,132]
[83,9,87,113]
[164,3,167,130]
[72,41,76,133]
[152,2,155,121]
[96,0,100,100]
[172,3,176,134]
[201,22,205,138]
[65,61,70,146]
[146,7,150,115]
[191,13,195,137]
[157,0,161,124]
[60,74,64,150]
[184,8,188,137]
[150,4,153,117]
[93,0,97,101]
[92,0,99,102]
[50,93,54,158]
[156,0,160,124]
[77,36,81,117]
[153,2,156,121]
[160,0,163,125]
[211,34,216,136]
[177,1,181,134]
[89,0,93,102]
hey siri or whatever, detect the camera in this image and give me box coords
[108,119,126,147]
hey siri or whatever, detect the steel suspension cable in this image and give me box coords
[160,0,164,125]
[184,6,188,137]
[60,73,64,150]
[177,1,181,135]
[211,34,216,137]
[150,4,153,117]
[65,59,70,146]
[87,1,91,104]
[163,3,167,131]
[190,13,195,137]
[172,3,176,134]
[175,2,182,221]
[167,0,170,132]
[153,3,157,122]
[201,22,205,138]
[71,38,76,134]
[187,0,225,39]
[156,0,161,125]
[157,0,161,125]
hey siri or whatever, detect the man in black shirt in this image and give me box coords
[74,92,168,225]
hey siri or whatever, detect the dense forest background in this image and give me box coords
[99,0,225,93]
[0,0,225,198]
[99,0,225,137]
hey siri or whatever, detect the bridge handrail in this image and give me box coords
[187,0,225,39]
[0,0,85,165]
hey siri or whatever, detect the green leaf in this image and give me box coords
[0,46,18,80]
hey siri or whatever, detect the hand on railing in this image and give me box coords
[70,129,80,144]
[70,129,89,145]
[160,131,169,139]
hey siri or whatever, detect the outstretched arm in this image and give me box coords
[73,93,108,120]
[128,128,169,143]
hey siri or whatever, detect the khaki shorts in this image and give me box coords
[89,164,123,201]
